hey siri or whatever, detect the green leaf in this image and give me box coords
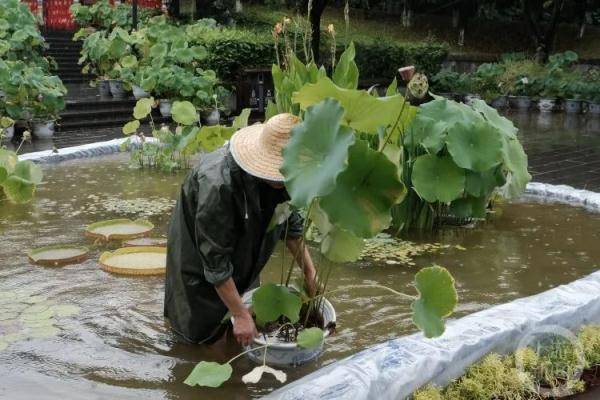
[471,99,517,139]
[320,140,406,238]
[411,265,457,338]
[265,100,278,120]
[149,43,167,59]
[445,121,503,172]
[122,120,140,135]
[232,108,251,130]
[281,98,355,208]
[13,161,43,184]
[500,138,531,198]
[195,125,235,152]
[321,226,364,262]
[120,55,137,68]
[133,97,154,120]
[412,155,465,203]
[267,202,292,232]
[465,168,506,198]
[0,167,7,185]
[449,196,488,218]
[297,327,325,349]
[171,101,197,125]
[184,361,232,388]
[252,283,302,326]
[0,149,17,174]
[292,77,416,135]
[2,175,35,204]
[332,42,359,90]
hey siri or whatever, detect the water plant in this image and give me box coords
[0,127,43,204]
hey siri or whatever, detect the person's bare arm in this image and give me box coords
[214,278,257,346]
[286,237,317,296]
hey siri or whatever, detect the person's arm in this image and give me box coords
[214,278,257,346]
[286,237,317,296]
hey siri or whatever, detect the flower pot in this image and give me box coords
[537,98,556,113]
[514,96,531,110]
[97,80,111,97]
[564,99,582,114]
[490,96,508,109]
[132,85,150,100]
[3,125,14,140]
[464,93,481,106]
[587,102,600,115]
[235,287,336,367]
[32,120,55,139]
[109,79,126,98]
[202,109,220,126]
[159,99,172,117]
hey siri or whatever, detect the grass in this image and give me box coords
[240,5,600,60]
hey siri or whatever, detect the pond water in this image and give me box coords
[1,152,599,399]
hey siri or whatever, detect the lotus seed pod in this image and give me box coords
[408,73,429,100]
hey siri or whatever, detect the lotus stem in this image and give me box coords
[315,284,416,301]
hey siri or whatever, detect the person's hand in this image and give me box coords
[232,309,258,346]
[304,266,317,297]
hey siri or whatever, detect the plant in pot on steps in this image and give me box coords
[562,79,586,114]
[585,82,600,115]
[430,70,461,100]
[473,62,507,108]
[184,44,458,389]
[30,77,67,139]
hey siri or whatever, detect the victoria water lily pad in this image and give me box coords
[99,246,166,276]
[123,237,167,247]
[28,245,89,267]
[85,218,154,240]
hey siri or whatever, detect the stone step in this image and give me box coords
[56,112,168,132]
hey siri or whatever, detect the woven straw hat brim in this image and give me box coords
[230,124,286,182]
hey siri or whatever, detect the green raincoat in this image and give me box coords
[164,145,303,344]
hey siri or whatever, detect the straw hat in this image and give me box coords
[230,113,300,182]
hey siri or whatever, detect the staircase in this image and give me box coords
[44,30,88,84]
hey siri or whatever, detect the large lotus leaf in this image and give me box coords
[292,77,416,135]
[449,195,488,218]
[252,283,302,326]
[13,161,43,184]
[2,175,35,203]
[281,98,355,208]
[445,120,503,172]
[321,226,364,262]
[332,42,359,90]
[411,265,457,338]
[403,115,447,154]
[465,167,506,198]
[184,361,232,388]
[133,97,154,120]
[412,155,465,203]
[501,138,531,198]
[320,140,405,238]
[171,101,197,126]
[471,99,517,139]
[0,148,17,174]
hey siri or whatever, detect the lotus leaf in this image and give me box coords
[449,196,488,218]
[411,155,465,203]
[470,99,517,139]
[120,55,137,68]
[252,283,302,326]
[411,265,457,338]
[133,97,154,120]
[183,361,233,387]
[85,218,154,240]
[99,246,166,276]
[292,77,416,135]
[171,101,197,125]
[321,226,364,262]
[500,138,531,198]
[296,327,325,349]
[122,120,140,135]
[465,168,506,198]
[28,245,89,267]
[320,140,405,238]
[0,149,17,174]
[281,98,355,208]
[2,175,35,203]
[445,121,503,172]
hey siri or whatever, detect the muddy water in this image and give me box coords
[0,153,599,400]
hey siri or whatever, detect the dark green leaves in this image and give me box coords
[252,284,302,326]
[412,155,465,203]
[281,98,355,208]
[184,361,232,388]
[320,140,406,238]
[446,121,503,172]
[411,265,457,338]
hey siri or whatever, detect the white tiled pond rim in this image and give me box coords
[20,138,600,400]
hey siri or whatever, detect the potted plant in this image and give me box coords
[586,82,600,115]
[474,63,507,108]
[537,76,560,113]
[430,70,460,100]
[563,80,586,114]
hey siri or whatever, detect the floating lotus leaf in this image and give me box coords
[465,168,506,198]
[412,155,465,203]
[171,101,197,126]
[321,226,364,262]
[85,218,154,241]
[252,283,302,326]
[320,140,406,238]
[471,99,517,139]
[281,98,355,208]
[123,237,167,247]
[292,77,416,135]
[99,246,166,276]
[411,265,457,338]
[445,120,503,172]
[500,138,531,198]
[297,327,325,349]
[184,361,232,388]
[28,244,89,267]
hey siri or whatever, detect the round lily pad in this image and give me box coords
[85,219,154,241]
[123,237,167,247]
[99,246,166,276]
[28,245,89,267]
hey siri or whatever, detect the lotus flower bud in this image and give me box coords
[23,130,31,142]
[407,73,429,100]
[398,66,415,82]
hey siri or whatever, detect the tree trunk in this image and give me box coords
[574,0,587,39]
[523,0,565,62]
[309,0,328,64]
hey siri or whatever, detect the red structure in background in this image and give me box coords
[20,0,162,30]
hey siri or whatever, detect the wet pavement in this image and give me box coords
[4,108,600,191]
